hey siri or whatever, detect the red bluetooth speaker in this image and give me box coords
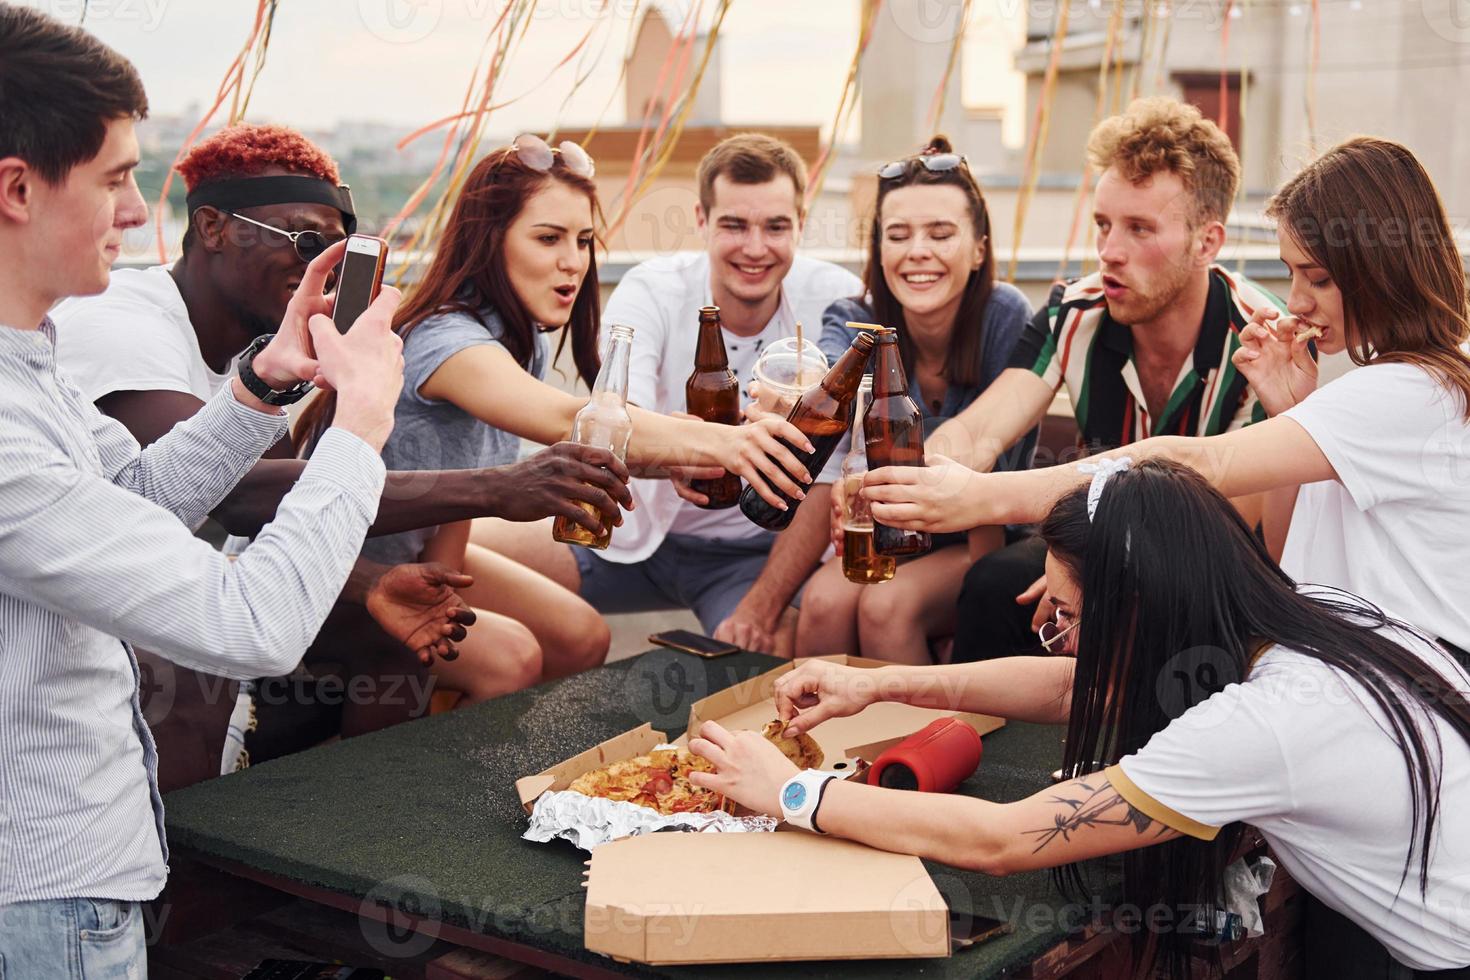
[867,717,983,793]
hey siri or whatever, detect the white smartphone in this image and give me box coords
[331,234,388,333]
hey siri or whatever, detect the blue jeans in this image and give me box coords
[0,897,146,978]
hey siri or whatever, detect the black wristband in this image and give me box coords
[810,773,837,835]
[237,334,314,407]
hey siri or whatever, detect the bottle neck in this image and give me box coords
[694,314,727,370]
[872,335,909,398]
[823,333,877,401]
[595,327,633,401]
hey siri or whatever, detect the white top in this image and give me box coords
[1113,626,1470,971]
[599,252,863,563]
[52,264,235,403]
[1281,360,1470,650]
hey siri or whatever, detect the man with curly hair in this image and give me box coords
[927,97,1285,663]
[53,122,634,774]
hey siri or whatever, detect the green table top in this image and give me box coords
[165,650,1098,978]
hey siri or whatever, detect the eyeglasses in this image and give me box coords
[226,212,342,262]
[878,152,968,182]
[509,133,595,179]
[1038,610,1080,654]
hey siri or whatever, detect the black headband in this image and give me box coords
[185,175,357,234]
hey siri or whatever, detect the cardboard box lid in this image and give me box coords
[516,723,668,811]
[584,831,951,964]
[678,655,1004,766]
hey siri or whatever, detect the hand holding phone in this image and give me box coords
[332,234,388,333]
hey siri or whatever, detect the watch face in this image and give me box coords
[781,781,807,811]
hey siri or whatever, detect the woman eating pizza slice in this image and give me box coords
[689,459,1470,978]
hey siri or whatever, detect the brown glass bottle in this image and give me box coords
[738,331,877,531]
[684,305,742,509]
[864,329,931,557]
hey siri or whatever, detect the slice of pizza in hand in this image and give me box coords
[762,719,825,770]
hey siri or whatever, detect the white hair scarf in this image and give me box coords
[1076,456,1133,522]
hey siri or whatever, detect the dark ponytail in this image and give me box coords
[1039,458,1470,979]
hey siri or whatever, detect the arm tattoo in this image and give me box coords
[1023,779,1172,853]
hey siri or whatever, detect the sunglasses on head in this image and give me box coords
[877,152,969,181]
[226,211,343,263]
[508,133,596,179]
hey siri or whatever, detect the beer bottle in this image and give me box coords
[552,323,635,550]
[737,329,877,531]
[865,328,931,557]
[840,376,896,584]
[684,305,742,509]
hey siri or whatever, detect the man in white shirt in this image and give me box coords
[567,135,862,653]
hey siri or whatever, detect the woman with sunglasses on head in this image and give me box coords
[296,136,816,689]
[692,458,1470,979]
[794,137,1037,664]
[863,136,1470,668]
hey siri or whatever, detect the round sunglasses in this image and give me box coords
[1038,611,1080,654]
[509,133,595,179]
[226,211,343,263]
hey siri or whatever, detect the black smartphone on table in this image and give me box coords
[649,629,740,658]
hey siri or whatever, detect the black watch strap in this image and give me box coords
[237,334,314,406]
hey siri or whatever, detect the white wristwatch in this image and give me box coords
[779,770,839,833]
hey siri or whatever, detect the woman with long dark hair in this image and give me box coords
[295,136,813,690]
[796,136,1037,663]
[863,136,1470,662]
[690,459,1470,977]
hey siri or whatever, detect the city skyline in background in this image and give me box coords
[26,0,1027,145]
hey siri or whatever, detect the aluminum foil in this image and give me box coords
[523,790,779,852]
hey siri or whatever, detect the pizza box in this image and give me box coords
[515,655,1003,812]
[674,654,1005,767]
[515,722,670,813]
[516,655,1003,966]
[582,831,951,965]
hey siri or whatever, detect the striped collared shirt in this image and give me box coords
[1008,266,1284,450]
[0,317,385,904]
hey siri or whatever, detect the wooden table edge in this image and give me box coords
[176,848,630,980]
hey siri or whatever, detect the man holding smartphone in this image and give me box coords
[54,122,634,775]
[0,6,411,972]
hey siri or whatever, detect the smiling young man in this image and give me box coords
[0,7,413,973]
[51,122,633,771]
[924,97,1282,663]
[556,134,862,653]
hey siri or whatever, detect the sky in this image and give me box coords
[25,0,1025,143]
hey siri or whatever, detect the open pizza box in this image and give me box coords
[514,654,1004,812]
[673,654,1004,768]
[515,654,1005,965]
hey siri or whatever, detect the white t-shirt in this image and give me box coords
[1112,626,1470,971]
[52,264,236,403]
[600,252,864,563]
[1281,361,1470,651]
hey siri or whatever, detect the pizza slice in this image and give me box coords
[761,719,825,770]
